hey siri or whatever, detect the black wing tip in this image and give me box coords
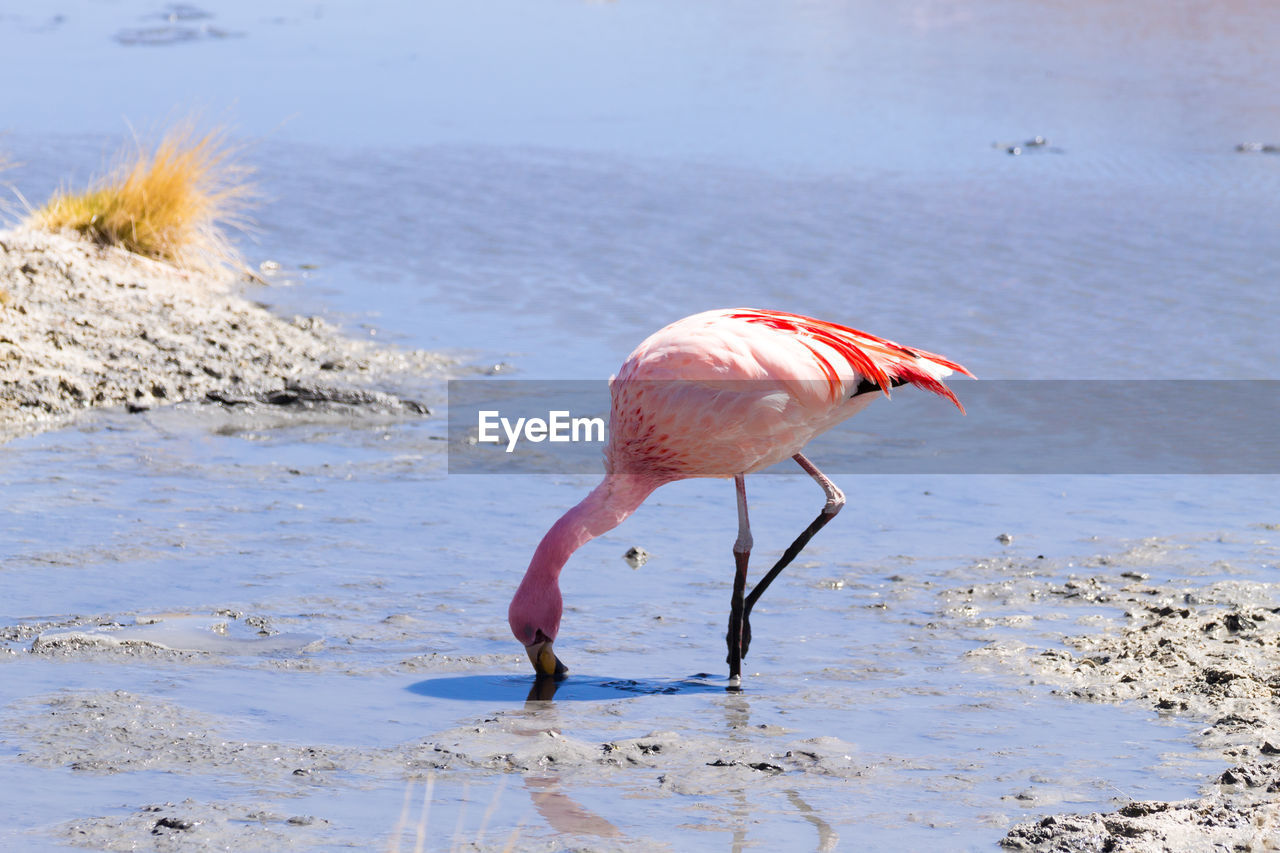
[850,376,907,399]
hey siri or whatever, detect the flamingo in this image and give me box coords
[509,308,972,688]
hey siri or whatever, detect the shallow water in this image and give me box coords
[3,1,1280,850]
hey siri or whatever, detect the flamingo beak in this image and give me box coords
[526,639,568,680]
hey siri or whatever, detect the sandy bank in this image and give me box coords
[0,228,442,439]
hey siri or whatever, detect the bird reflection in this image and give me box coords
[787,789,840,852]
[526,674,561,702]
[509,676,622,841]
[719,691,839,853]
[524,775,622,838]
[512,675,838,852]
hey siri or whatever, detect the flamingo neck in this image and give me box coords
[530,474,659,582]
[510,474,660,642]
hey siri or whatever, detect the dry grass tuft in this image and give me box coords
[30,123,255,273]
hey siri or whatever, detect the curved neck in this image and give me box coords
[510,473,662,645]
[525,474,660,585]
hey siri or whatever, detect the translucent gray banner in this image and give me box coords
[447,379,1280,475]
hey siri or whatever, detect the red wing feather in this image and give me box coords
[728,309,974,411]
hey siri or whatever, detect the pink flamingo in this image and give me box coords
[509,308,972,688]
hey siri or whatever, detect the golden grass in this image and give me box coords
[30,124,254,272]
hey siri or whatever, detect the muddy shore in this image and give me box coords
[0,227,443,440]
[955,568,1280,851]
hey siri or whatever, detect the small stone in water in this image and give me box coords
[624,546,649,569]
[153,817,194,832]
[996,532,1014,545]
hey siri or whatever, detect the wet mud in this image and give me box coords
[4,680,867,851]
[63,800,330,853]
[946,563,1280,851]
[4,541,1277,850]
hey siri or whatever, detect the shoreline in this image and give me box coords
[0,227,443,441]
[956,572,1280,850]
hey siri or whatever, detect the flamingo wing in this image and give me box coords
[606,308,972,478]
[726,308,975,412]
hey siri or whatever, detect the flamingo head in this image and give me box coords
[523,630,568,680]
[508,586,568,680]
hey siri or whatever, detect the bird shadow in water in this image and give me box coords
[407,673,728,703]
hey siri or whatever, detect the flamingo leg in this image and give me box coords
[740,453,844,659]
[726,473,752,688]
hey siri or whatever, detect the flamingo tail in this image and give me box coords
[728,308,975,413]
